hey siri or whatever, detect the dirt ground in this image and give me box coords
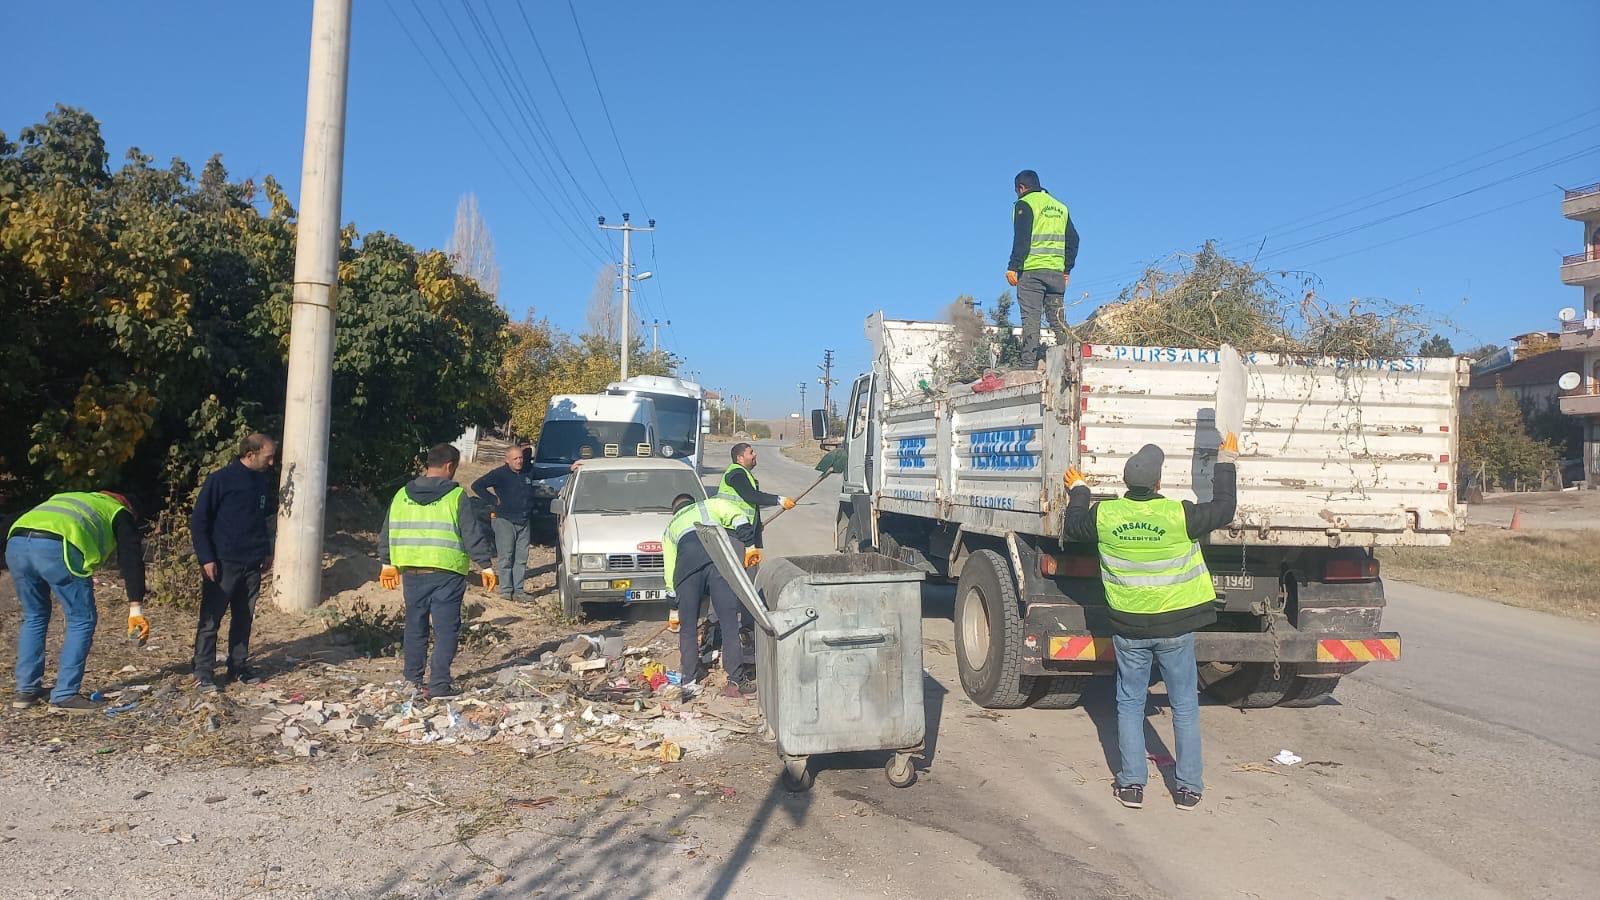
[0,474,788,898]
[779,441,827,467]
[1467,487,1600,530]
[1381,526,1600,620]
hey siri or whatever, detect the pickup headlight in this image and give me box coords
[579,554,606,571]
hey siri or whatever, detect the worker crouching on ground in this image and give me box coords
[377,443,497,700]
[1061,434,1239,811]
[190,432,277,693]
[663,493,758,698]
[6,490,149,713]
[1004,169,1080,367]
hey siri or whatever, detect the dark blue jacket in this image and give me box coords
[191,460,274,565]
[471,464,536,525]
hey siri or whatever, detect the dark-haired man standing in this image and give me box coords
[191,432,277,692]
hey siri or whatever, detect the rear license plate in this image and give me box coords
[610,579,633,590]
[625,589,669,602]
[1213,574,1255,591]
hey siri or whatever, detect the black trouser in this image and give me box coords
[402,568,465,692]
[193,560,263,682]
[674,564,745,679]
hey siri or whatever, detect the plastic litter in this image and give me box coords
[1272,749,1303,766]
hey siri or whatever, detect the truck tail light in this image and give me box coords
[1324,556,1380,582]
[1041,553,1099,578]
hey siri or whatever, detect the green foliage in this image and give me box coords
[1419,334,1455,357]
[988,291,1023,369]
[0,105,507,511]
[1460,386,1561,489]
[749,422,772,440]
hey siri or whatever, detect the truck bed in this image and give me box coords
[874,334,1467,548]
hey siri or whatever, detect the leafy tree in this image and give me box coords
[1419,334,1455,357]
[989,290,1023,368]
[1460,386,1561,490]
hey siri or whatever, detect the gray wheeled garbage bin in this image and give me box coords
[694,524,926,792]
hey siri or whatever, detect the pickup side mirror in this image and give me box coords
[550,498,566,518]
[810,409,828,441]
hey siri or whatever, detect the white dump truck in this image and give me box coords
[833,313,1468,710]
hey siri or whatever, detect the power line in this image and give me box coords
[1290,189,1553,269]
[566,0,651,218]
[514,0,625,212]
[390,1,607,267]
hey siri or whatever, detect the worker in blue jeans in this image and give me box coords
[1063,435,1239,810]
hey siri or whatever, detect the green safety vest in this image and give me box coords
[9,491,127,578]
[387,485,470,575]
[717,463,759,520]
[1095,497,1215,616]
[1020,190,1070,272]
[663,496,750,586]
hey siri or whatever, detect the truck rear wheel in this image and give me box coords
[1198,662,1292,708]
[954,549,1034,709]
[1029,675,1091,709]
[1278,675,1342,707]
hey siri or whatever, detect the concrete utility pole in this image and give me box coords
[647,318,670,356]
[818,348,837,423]
[274,0,352,613]
[798,383,808,439]
[598,214,655,380]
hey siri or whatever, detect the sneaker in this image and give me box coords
[1174,788,1202,811]
[11,691,43,710]
[425,685,459,701]
[735,673,758,697]
[195,678,221,695]
[49,695,107,715]
[1113,783,1144,809]
[228,668,264,686]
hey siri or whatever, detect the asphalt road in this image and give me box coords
[721,439,1600,900]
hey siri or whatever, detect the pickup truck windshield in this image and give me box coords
[570,468,705,514]
[535,421,650,465]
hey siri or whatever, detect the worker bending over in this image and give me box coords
[6,490,148,712]
[663,494,758,697]
[1005,169,1080,366]
[378,443,497,700]
[1061,434,1238,811]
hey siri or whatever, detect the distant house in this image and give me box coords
[1464,347,1585,412]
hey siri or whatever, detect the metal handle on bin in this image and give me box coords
[819,632,888,648]
[692,522,780,636]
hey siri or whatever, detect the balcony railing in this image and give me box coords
[1564,182,1600,201]
[1563,250,1597,266]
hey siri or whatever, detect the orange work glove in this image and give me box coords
[780,496,796,510]
[127,603,150,644]
[481,569,499,592]
[743,547,762,568]
[1005,270,1019,287]
[1064,466,1088,490]
[379,565,400,590]
[1219,432,1240,464]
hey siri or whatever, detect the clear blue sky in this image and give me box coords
[6,1,1598,418]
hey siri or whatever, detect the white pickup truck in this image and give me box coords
[834,313,1468,710]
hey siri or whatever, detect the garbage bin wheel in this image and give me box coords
[781,756,814,792]
[885,753,917,788]
[954,549,1034,709]
[557,560,582,620]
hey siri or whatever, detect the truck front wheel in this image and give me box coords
[954,549,1034,709]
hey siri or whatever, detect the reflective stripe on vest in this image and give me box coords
[1020,190,1070,272]
[387,485,469,574]
[663,496,750,586]
[9,492,124,577]
[1095,497,1215,615]
[717,463,758,520]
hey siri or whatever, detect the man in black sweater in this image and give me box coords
[472,444,535,599]
[1062,436,1238,811]
[190,433,276,691]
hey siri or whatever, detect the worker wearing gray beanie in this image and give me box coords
[1060,433,1241,814]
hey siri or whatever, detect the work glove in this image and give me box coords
[127,603,150,644]
[379,565,400,590]
[743,547,762,568]
[1005,270,1019,287]
[780,496,796,510]
[1064,466,1088,491]
[1218,432,1241,464]
[481,569,498,592]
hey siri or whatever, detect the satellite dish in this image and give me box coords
[1560,307,1579,322]
[1559,372,1582,391]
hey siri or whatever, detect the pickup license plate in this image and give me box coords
[610,579,632,590]
[1213,574,1255,591]
[625,589,669,603]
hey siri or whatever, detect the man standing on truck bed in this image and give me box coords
[1061,433,1239,811]
[718,443,794,549]
[1005,169,1080,367]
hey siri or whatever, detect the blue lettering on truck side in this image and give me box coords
[969,427,1038,471]
[893,436,928,469]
